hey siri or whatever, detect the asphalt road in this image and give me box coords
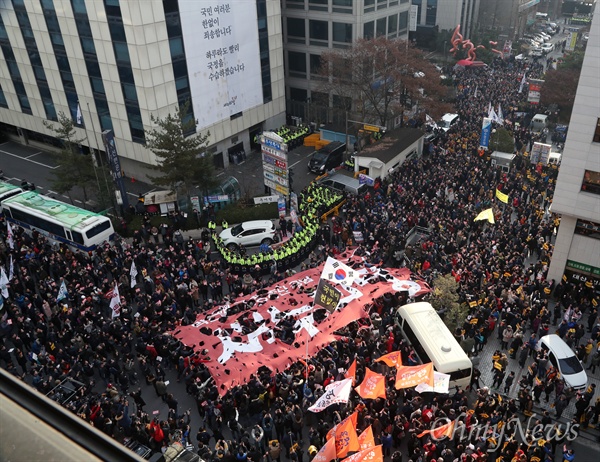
[0,139,323,212]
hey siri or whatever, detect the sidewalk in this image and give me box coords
[477,321,600,441]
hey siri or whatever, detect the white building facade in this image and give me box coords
[547,8,600,291]
[0,0,286,176]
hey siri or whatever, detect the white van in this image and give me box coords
[396,302,473,389]
[439,113,460,132]
[531,114,548,132]
[548,152,562,166]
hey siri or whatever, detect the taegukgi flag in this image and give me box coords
[321,256,356,286]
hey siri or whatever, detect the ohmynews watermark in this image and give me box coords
[427,412,579,452]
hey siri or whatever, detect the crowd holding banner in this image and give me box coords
[1,52,599,462]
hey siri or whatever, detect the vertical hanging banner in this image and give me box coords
[277,195,286,219]
[480,117,492,150]
[261,132,289,196]
[102,129,129,209]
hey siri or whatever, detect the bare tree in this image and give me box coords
[318,38,451,127]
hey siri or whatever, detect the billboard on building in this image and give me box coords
[180,1,263,131]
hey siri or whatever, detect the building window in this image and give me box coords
[426,0,437,26]
[70,0,113,131]
[364,21,374,39]
[574,220,600,240]
[310,54,322,75]
[257,0,272,104]
[309,20,328,42]
[0,84,8,108]
[582,170,600,195]
[388,14,398,34]
[594,118,600,143]
[287,18,305,38]
[332,23,352,43]
[399,11,408,31]
[289,87,308,102]
[0,15,32,115]
[104,0,145,143]
[377,18,387,37]
[288,51,307,77]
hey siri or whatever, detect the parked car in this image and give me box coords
[539,334,588,390]
[219,220,277,250]
[530,48,544,57]
[541,43,554,54]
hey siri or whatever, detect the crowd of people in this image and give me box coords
[0,53,598,462]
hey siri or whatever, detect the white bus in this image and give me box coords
[2,191,115,252]
[396,302,472,389]
[0,181,25,206]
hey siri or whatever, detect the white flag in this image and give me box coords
[519,72,527,93]
[6,220,14,250]
[425,114,438,129]
[56,280,68,302]
[130,261,138,288]
[414,371,451,394]
[497,104,504,125]
[0,267,9,299]
[488,105,497,121]
[487,101,492,116]
[308,378,353,413]
[76,102,83,125]
[109,283,121,318]
[9,255,14,281]
[321,256,356,286]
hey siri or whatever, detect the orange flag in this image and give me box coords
[313,437,337,462]
[355,368,386,400]
[345,358,357,384]
[375,351,402,367]
[342,445,383,462]
[417,419,456,440]
[357,426,375,450]
[395,363,434,389]
[333,415,360,458]
[327,411,358,441]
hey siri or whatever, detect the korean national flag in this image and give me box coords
[321,256,356,286]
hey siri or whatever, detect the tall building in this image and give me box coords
[282,0,411,123]
[477,0,545,39]
[411,0,480,38]
[547,8,600,291]
[0,0,285,176]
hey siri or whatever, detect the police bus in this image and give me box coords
[396,302,473,389]
[2,191,115,251]
[0,181,25,206]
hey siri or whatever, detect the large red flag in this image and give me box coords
[327,411,359,441]
[355,368,386,400]
[375,351,402,367]
[395,363,434,389]
[357,426,375,450]
[313,437,337,462]
[417,419,456,440]
[342,445,383,462]
[345,358,357,384]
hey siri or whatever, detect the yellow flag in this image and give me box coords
[474,208,495,224]
[495,188,509,204]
